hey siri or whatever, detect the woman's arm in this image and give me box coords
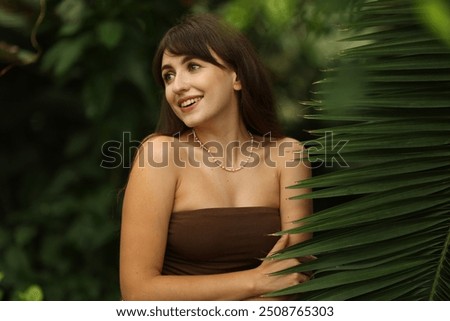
[119,136,304,301]
[278,137,313,245]
[241,138,313,301]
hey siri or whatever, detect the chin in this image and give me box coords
[178,116,204,129]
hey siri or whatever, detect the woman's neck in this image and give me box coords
[191,121,251,146]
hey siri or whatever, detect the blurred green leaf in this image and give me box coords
[56,0,87,24]
[41,34,93,76]
[14,226,37,247]
[4,246,30,274]
[263,0,296,29]
[17,284,44,301]
[416,0,450,47]
[83,73,114,119]
[96,20,124,49]
[220,0,257,30]
[0,42,39,64]
[0,6,28,29]
[64,132,91,157]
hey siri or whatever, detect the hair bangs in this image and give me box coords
[164,32,215,64]
[153,22,225,87]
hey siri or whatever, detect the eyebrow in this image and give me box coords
[161,56,196,73]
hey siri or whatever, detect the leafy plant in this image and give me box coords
[0,272,42,300]
[0,0,338,300]
[16,284,44,301]
[271,0,450,300]
[0,0,189,300]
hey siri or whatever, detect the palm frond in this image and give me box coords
[272,0,450,300]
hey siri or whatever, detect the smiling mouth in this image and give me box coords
[179,96,203,108]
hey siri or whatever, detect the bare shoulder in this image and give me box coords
[277,136,304,150]
[132,134,177,170]
[139,134,176,155]
[273,136,305,163]
[124,133,178,214]
[263,136,308,181]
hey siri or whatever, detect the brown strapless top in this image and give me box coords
[162,207,281,275]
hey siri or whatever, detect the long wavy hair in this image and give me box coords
[152,13,283,138]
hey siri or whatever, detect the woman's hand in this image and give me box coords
[247,234,310,300]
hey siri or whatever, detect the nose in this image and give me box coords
[172,72,189,93]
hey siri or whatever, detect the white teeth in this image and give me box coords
[180,97,202,108]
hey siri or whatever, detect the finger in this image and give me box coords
[267,234,289,257]
[298,273,311,283]
[299,255,317,263]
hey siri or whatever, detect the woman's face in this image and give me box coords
[161,50,241,129]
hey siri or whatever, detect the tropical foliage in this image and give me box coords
[0,0,337,300]
[2,0,448,301]
[270,0,450,300]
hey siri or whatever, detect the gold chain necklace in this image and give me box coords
[192,129,254,172]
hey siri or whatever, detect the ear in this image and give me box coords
[232,72,242,91]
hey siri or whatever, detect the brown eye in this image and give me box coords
[188,63,201,71]
[163,72,175,82]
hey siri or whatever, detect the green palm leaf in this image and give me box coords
[271,0,450,300]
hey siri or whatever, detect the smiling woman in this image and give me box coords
[152,14,282,138]
[160,52,241,130]
[119,13,313,301]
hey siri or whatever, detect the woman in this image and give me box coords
[120,13,312,300]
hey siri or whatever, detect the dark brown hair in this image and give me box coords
[152,13,283,138]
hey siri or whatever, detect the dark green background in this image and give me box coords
[0,0,343,300]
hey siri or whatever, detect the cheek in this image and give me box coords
[164,90,178,113]
[164,87,171,100]
[165,88,175,106]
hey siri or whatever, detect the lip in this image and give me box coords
[177,95,203,113]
